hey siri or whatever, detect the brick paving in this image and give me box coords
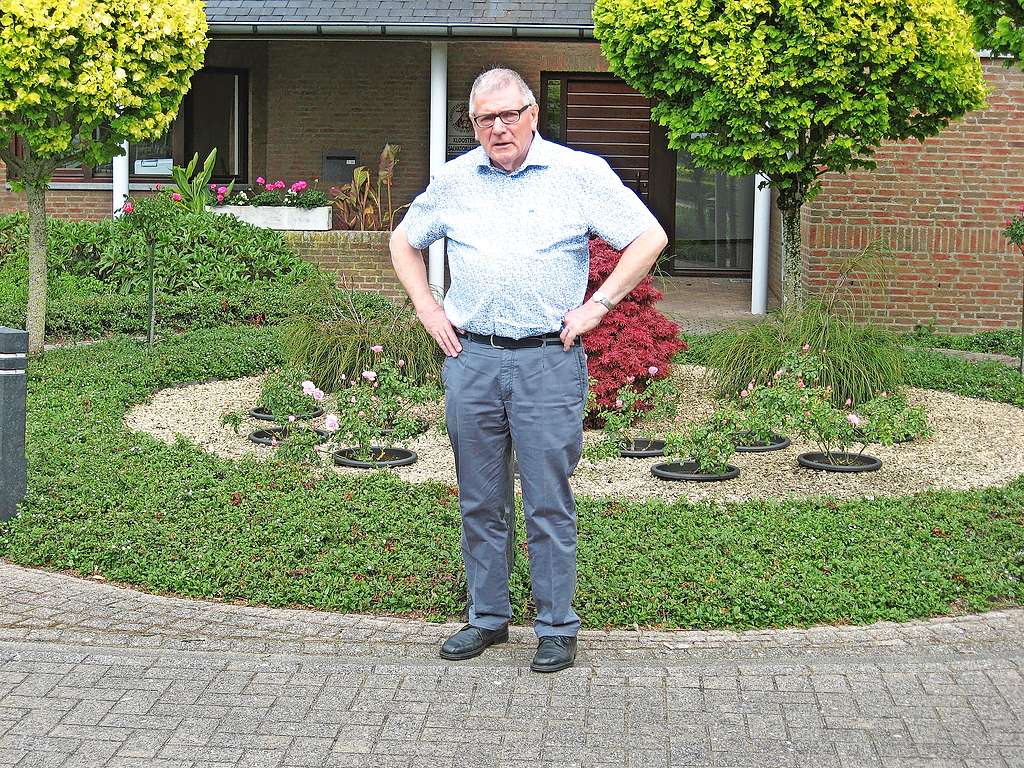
[0,563,1020,767]
[654,276,768,335]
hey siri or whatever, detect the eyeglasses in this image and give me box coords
[472,104,534,129]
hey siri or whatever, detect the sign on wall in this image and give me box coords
[447,99,477,160]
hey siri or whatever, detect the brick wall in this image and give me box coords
[284,230,421,301]
[803,58,1024,332]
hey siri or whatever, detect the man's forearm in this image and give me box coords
[596,225,669,306]
[389,224,439,313]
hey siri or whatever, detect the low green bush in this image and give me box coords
[906,328,1022,358]
[0,201,314,296]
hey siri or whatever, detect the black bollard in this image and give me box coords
[0,328,27,522]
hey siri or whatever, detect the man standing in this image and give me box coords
[390,68,667,672]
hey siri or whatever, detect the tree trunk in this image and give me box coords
[24,184,48,356]
[779,203,805,309]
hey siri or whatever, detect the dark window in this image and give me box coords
[184,68,248,183]
[10,68,249,185]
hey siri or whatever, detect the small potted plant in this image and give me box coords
[584,373,678,459]
[318,346,426,468]
[652,408,741,481]
[732,375,793,453]
[248,367,326,447]
[854,390,931,445]
[792,384,882,472]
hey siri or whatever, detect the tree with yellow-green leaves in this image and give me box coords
[0,0,208,354]
[594,0,987,308]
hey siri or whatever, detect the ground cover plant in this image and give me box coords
[1,326,1020,629]
[905,328,1024,358]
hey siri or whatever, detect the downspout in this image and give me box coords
[112,139,129,217]
[428,41,447,301]
[750,173,771,314]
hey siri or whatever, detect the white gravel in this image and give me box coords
[124,366,1024,503]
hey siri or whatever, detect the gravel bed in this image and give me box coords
[124,366,1024,503]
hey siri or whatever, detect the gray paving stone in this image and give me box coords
[0,564,1019,767]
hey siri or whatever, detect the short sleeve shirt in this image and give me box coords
[401,133,659,338]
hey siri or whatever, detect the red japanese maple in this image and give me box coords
[582,237,687,420]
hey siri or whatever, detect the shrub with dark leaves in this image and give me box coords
[582,237,687,421]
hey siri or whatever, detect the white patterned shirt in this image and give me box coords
[401,133,659,338]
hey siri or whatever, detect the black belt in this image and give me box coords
[463,331,571,349]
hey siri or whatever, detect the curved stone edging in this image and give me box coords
[0,561,1019,663]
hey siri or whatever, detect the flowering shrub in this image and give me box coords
[313,345,434,461]
[216,177,330,209]
[584,374,681,460]
[856,391,931,445]
[257,366,321,425]
[583,237,687,422]
[662,407,739,475]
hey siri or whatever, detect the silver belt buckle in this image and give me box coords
[488,333,499,348]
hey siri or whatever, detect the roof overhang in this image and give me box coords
[206,21,595,40]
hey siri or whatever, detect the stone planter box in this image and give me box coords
[207,204,332,231]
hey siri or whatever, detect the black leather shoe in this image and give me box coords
[531,635,577,673]
[439,623,509,661]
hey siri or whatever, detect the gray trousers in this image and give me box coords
[442,335,587,637]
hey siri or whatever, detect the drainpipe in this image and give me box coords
[428,42,447,300]
[750,173,771,315]
[0,327,27,522]
[112,139,130,217]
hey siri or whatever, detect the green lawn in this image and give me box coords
[1,325,1021,630]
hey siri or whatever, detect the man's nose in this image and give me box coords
[492,119,511,137]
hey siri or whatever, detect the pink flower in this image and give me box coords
[648,366,659,376]
[362,370,377,382]
[324,414,339,431]
[847,413,861,427]
[370,345,383,354]
[357,410,365,418]
[170,192,182,202]
[209,183,217,190]
[256,176,265,185]
[289,180,308,194]
[773,370,782,380]
[274,180,285,189]
[397,359,405,368]
[615,399,624,409]
[154,183,162,190]
[740,389,749,398]
[845,398,852,407]
[288,415,296,423]
[350,396,357,404]
[302,380,316,395]
[312,388,325,402]
[122,201,134,214]
[803,410,811,418]
[801,343,810,351]
[797,379,805,389]
[216,193,224,202]
[625,375,635,384]
[217,186,227,195]
[270,437,279,447]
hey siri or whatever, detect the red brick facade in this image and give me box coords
[803,58,1024,332]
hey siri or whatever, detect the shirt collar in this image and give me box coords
[477,132,552,175]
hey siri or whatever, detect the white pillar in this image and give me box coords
[750,173,771,315]
[112,140,129,217]
[427,42,448,301]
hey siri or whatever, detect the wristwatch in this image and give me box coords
[591,290,614,311]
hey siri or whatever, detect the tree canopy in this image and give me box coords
[593,0,987,211]
[965,0,1024,63]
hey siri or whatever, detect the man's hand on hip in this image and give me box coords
[417,303,463,357]
[560,301,608,351]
